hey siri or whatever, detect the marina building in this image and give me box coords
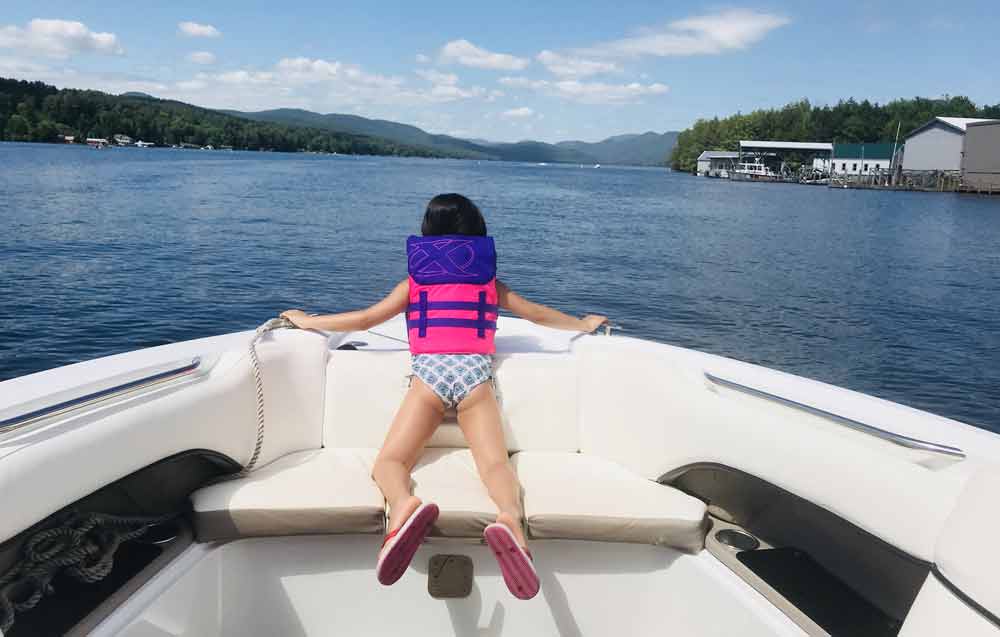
[961,120,1000,190]
[831,143,895,175]
[696,151,739,176]
[901,117,996,172]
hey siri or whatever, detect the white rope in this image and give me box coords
[240,317,294,475]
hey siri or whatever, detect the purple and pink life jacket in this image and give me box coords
[406,235,498,354]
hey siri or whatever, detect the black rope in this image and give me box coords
[0,510,176,633]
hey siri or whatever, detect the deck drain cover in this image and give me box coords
[716,528,761,551]
[428,554,473,599]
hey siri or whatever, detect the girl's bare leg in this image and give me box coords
[372,379,445,533]
[456,382,528,547]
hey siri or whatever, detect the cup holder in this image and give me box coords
[715,528,760,551]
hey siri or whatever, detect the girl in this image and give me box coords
[282,194,606,600]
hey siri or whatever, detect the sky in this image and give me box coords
[1,2,998,143]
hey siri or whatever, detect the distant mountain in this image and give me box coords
[557,131,679,166]
[223,107,675,165]
[221,108,494,159]
[120,91,157,99]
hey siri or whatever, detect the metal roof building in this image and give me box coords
[961,120,1000,190]
[902,117,997,172]
[696,151,739,176]
[739,141,833,154]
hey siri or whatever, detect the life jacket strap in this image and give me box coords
[406,301,499,313]
[418,291,428,337]
[406,318,498,332]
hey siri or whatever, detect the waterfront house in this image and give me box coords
[696,151,739,176]
[901,117,996,172]
[961,120,1000,190]
[831,143,895,175]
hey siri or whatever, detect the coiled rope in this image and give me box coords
[0,511,176,634]
[0,317,295,633]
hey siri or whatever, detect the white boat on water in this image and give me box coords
[731,159,780,181]
[1,314,998,636]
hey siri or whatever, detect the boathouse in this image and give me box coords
[961,120,1000,190]
[696,151,739,176]
[901,117,996,172]
[831,143,894,175]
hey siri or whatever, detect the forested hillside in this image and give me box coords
[670,97,1000,172]
[0,78,447,156]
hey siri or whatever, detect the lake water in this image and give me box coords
[1,142,998,432]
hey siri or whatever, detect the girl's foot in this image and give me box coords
[377,501,439,586]
[387,495,422,534]
[495,511,527,547]
[485,519,539,600]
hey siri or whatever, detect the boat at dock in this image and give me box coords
[2,314,998,635]
[730,159,781,181]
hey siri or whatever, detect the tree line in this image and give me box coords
[0,77,450,157]
[669,96,1000,172]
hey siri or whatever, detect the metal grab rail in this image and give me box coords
[704,372,966,459]
[0,358,202,436]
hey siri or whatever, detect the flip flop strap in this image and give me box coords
[382,527,401,547]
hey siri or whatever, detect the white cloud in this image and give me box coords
[499,76,668,104]
[415,53,431,64]
[581,9,789,58]
[160,55,494,110]
[415,69,458,85]
[187,51,216,65]
[178,22,221,38]
[536,50,619,77]
[440,39,529,71]
[0,19,123,59]
[501,106,534,119]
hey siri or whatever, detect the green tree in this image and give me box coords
[7,113,31,140]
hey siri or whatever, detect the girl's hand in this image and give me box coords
[579,314,609,333]
[280,309,314,329]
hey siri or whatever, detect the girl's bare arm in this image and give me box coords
[281,279,409,332]
[496,280,606,332]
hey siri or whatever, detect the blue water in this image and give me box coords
[1,142,998,432]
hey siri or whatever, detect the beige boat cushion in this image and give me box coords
[323,351,579,452]
[191,448,385,541]
[513,451,709,552]
[411,448,497,538]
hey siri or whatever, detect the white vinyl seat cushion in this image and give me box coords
[411,448,497,538]
[191,448,384,541]
[512,452,709,553]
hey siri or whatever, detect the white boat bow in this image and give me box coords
[1,315,998,636]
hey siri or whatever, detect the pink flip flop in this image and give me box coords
[377,502,439,586]
[484,522,539,600]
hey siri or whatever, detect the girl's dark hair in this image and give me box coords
[421,193,487,236]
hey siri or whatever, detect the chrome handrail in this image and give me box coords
[0,357,203,436]
[704,372,966,459]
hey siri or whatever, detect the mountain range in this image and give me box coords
[221,108,678,166]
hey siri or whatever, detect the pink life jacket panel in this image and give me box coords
[406,235,498,354]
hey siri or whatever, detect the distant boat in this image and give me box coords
[86,138,109,149]
[731,159,779,181]
[594,163,601,168]
[135,140,155,148]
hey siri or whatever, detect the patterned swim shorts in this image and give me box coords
[410,354,493,408]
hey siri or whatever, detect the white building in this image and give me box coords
[902,117,996,172]
[696,151,739,176]
[831,143,895,175]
